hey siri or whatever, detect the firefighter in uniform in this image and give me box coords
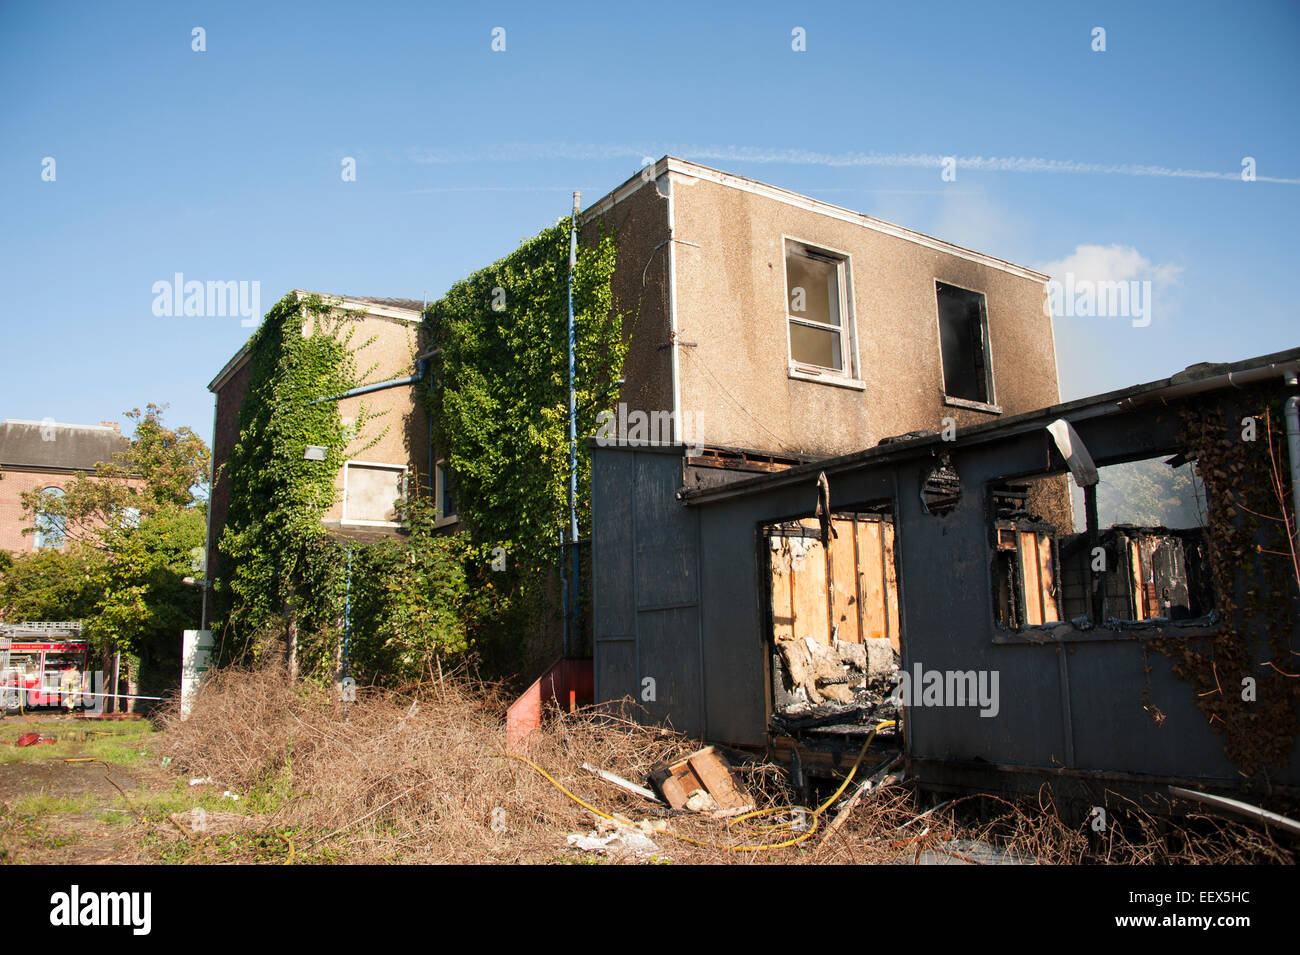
[59,666,79,714]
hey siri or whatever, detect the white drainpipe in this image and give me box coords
[660,170,682,444]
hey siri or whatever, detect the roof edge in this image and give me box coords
[581,155,1050,283]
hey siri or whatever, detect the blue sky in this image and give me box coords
[2,0,1296,445]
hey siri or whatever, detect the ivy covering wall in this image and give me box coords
[215,217,626,683]
[212,293,468,680]
[422,218,626,671]
[215,294,368,659]
[1154,387,1300,776]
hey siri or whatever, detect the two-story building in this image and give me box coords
[0,419,128,554]
[205,159,1066,682]
[204,294,435,605]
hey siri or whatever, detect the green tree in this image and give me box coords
[5,405,210,704]
[0,547,103,622]
[347,493,480,681]
[18,404,209,550]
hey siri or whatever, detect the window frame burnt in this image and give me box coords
[985,454,1221,642]
[935,280,997,411]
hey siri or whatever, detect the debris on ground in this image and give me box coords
[566,815,668,861]
[649,745,752,813]
[773,634,900,724]
[581,762,661,802]
[14,733,55,747]
[914,838,1034,866]
[144,667,1295,865]
[169,808,265,836]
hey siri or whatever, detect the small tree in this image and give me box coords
[19,404,209,548]
[10,405,209,706]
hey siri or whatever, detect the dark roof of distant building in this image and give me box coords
[0,420,128,472]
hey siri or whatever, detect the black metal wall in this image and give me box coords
[590,393,1300,790]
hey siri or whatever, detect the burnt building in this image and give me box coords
[591,348,1300,801]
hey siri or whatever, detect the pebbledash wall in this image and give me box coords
[0,420,128,553]
[582,157,1062,459]
[204,294,431,588]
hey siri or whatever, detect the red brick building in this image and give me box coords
[0,420,127,553]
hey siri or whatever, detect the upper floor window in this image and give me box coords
[786,240,852,374]
[936,281,993,405]
[33,487,66,550]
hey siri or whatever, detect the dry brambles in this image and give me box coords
[155,669,1295,865]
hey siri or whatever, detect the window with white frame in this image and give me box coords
[342,461,407,525]
[785,239,852,374]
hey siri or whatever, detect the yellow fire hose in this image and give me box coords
[506,719,896,853]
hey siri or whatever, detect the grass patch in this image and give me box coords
[0,717,156,766]
[11,792,98,816]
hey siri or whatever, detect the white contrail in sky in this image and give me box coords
[401,143,1299,185]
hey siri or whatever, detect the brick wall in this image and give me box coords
[0,468,76,552]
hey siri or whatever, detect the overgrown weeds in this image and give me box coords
[156,668,1296,865]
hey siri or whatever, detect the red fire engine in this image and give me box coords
[0,625,90,711]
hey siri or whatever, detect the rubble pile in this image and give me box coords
[773,634,900,727]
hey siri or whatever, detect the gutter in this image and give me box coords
[1115,359,1300,409]
[200,386,218,631]
[1285,374,1300,541]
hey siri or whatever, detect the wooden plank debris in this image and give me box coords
[650,746,752,812]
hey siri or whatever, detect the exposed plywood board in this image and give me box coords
[1020,531,1043,626]
[792,535,831,645]
[1037,532,1060,623]
[770,538,795,643]
[829,519,861,642]
[857,519,887,644]
[1129,539,1146,621]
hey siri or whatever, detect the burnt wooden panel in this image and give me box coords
[857,519,887,643]
[791,534,830,645]
[769,538,795,642]
[1020,531,1043,626]
[1037,532,1060,623]
[829,519,860,642]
